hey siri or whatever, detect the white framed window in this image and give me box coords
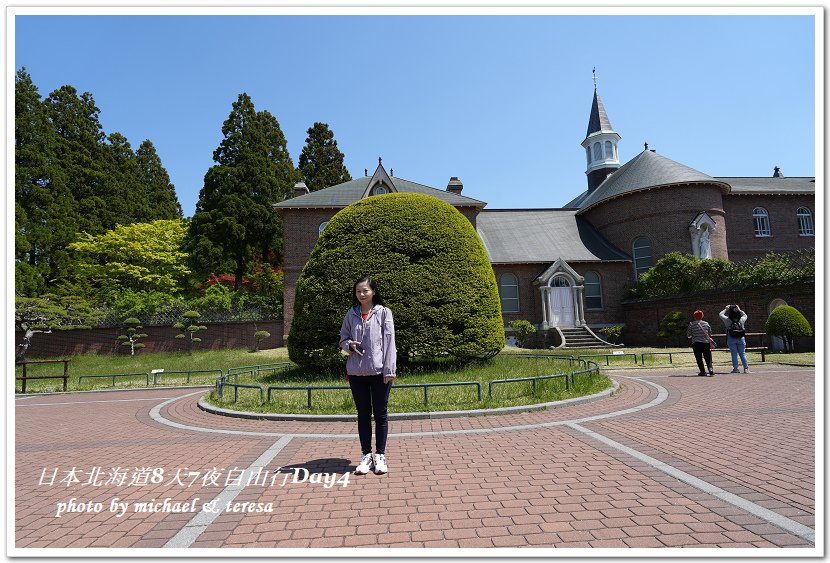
[499,273,519,313]
[592,142,602,161]
[585,146,591,165]
[797,207,814,236]
[604,141,613,160]
[632,237,652,279]
[318,221,328,237]
[373,184,389,195]
[584,271,602,309]
[753,207,771,237]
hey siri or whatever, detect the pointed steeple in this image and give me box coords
[581,70,621,193]
[585,87,615,138]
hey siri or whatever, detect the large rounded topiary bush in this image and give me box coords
[764,305,813,352]
[288,193,504,368]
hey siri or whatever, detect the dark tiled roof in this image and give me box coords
[718,176,815,194]
[586,88,614,137]
[562,190,589,208]
[577,149,729,213]
[476,210,630,263]
[272,176,486,209]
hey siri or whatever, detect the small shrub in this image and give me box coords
[508,320,537,348]
[598,325,622,344]
[176,310,206,354]
[118,317,148,355]
[657,311,688,339]
[253,330,271,352]
[765,305,812,352]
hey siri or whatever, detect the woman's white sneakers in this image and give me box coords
[355,453,374,475]
[373,453,388,475]
[355,453,388,475]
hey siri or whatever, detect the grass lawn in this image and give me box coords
[206,352,611,414]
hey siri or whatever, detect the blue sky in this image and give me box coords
[13,11,817,218]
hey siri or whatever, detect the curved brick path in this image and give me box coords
[14,364,817,552]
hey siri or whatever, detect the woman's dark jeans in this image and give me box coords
[692,341,713,374]
[348,374,392,455]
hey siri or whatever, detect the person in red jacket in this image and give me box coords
[339,276,397,475]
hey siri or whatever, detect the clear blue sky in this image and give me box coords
[14,11,817,218]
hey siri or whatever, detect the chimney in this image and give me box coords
[773,166,783,178]
[447,177,463,194]
[293,181,309,198]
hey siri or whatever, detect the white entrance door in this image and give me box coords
[550,287,574,327]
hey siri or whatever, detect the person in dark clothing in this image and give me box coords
[686,310,715,376]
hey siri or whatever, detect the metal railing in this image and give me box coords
[78,372,150,386]
[215,357,603,407]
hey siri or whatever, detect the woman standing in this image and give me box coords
[720,304,750,374]
[339,276,396,475]
[686,310,715,377]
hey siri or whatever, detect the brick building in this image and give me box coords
[274,87,815,343]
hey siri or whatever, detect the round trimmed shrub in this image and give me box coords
[288,193,504,368]
[765,305,812,352]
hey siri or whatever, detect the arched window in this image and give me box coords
[797,207,814,236]
[632,237,652,278]
[584,271,602,309]
[318,221,328,237]
[604,141,613,160]
[592,142,602,161]
[585,146,591,165]
[499,273,519,313]
[551,276,571,287]
[753,207,771,236]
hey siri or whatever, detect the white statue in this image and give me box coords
[698,227,711,259]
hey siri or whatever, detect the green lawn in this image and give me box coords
[206,352,611,414]
[15,345,813,400]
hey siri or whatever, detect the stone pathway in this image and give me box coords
[14,364,817,553]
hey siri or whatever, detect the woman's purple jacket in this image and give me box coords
[339,304,397,377]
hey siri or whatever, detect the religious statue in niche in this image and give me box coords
[698,225,711,259]
[689,212,716,259]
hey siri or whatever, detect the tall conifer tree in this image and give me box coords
[44,85,112,234]
[185,93,299,289]
[15,68,77,295]
[136,140,182,219]
[298,122,352,192]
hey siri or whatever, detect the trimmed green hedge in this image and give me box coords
[765,305,812,352]
[288,193,504,368]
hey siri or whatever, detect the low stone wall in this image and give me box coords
[621,283,814,350]
[15,320,285,359]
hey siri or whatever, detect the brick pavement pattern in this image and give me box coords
[14,364,816,551]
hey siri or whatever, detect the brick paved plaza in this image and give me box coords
[13,364,819,555]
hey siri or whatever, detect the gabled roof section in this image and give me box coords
[476,209,630,263]
[362,158,397,197]
[273,175,487,210]
[717,176,815,195]
[585,88,614,138]
[576,149,730,213]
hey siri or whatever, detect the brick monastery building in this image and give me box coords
[274,87,815,344]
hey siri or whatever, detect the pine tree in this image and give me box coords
[104,132,150,224]
[136,140,182,219]
[298,122,352,192]
[185,93,299,289]
[44,84,111,234]
[15,68,77,296]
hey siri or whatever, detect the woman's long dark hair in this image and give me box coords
[728,305,742,321]
[352,276,384,307]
